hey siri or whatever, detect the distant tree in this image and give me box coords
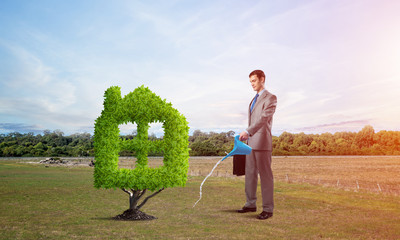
[355,125,375,148]
[279,132,295,145]
[188,130,235,156]
[32,142,46,156]
[293,132,313,148]
[190,140,219,156]
[309,140,320,153]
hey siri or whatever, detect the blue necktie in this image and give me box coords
[250,93,259,113]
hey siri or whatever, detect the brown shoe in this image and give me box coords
[257,211,273,220]
[237,207,257,213]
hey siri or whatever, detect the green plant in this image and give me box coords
[93,85,189,217]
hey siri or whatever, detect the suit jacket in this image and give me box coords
[246,90,277,151]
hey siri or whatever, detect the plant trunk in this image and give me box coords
[122,188,164,210]
[123,188,164,210]
[117,188,164,221]
[127,189,145,210]
[129,194,137,210]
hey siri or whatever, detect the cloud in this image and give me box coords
[1,42,76,103]
[292,120,372,134]
[1,0,400,136]
[0,123,44,134]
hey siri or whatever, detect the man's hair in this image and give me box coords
[249,70,265,81]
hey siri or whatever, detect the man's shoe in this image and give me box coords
[237,207,257,213]
[257,211,273,220]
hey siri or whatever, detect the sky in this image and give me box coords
[0,0,399,137]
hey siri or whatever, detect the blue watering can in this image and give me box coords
[221,135,252,161]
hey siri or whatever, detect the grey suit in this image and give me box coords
[244,90,277,212]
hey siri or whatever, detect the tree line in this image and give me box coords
[0,130,93,157]
[1,125,399,157]
[273,125,400,155]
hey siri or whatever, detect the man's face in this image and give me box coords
[249,75,265,93]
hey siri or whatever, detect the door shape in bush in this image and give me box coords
[93,85,189,219]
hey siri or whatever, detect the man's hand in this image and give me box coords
[239,131,249,141]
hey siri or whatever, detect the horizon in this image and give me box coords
[0,124,390,138]
[1,1,400,137]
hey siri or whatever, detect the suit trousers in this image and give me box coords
[244,150,274,212]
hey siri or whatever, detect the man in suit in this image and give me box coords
[238,70,277,220]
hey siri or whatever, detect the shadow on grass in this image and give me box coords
[219,209,261,220]
[90,217,114,221]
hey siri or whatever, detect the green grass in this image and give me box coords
[1,160,400,239]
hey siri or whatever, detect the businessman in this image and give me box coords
[238,70,277,220]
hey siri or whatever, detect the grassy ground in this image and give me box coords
[1,158,400,239]
[130,155,400,194]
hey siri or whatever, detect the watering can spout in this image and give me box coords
[221,135,252,161]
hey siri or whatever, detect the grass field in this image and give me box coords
[186,156,400,195]
[1,157,400,239]
[123,155,400,195]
